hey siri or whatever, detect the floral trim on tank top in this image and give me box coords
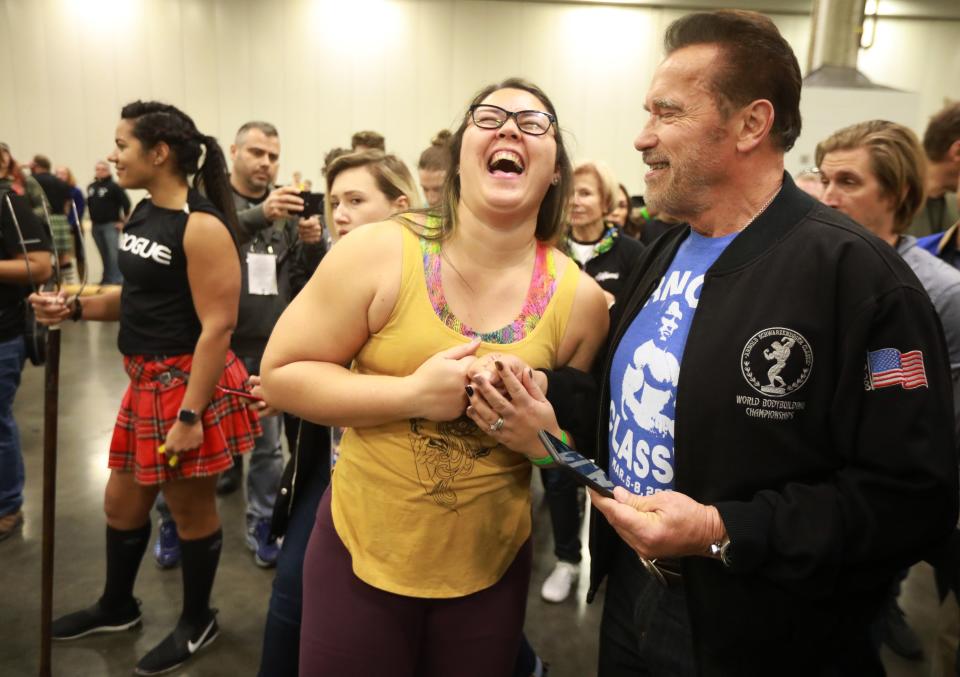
[419,236,558,344]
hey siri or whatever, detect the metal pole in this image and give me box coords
[39,325,60,677]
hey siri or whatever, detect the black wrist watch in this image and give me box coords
[177,408,201,425]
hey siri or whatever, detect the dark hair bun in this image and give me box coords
[431,130,452,147]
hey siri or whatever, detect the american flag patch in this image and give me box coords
[866,348,928,390]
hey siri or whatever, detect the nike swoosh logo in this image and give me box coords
[186,619,216,654]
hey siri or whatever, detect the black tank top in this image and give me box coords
[118,189,236,356]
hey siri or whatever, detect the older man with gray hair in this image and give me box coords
[577,10,958,676]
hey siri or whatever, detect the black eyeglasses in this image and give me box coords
[468,104,556,136]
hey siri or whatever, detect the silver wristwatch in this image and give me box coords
[708,538,733,567]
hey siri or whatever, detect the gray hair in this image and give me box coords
[235,121,279,145]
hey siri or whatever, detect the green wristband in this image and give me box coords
[530,429,569,466]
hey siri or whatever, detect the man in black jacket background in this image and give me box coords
[86,160,130,285]
[586,10,958,676]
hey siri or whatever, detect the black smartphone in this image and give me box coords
[299,191,324,219]
[538,430,616,498]
[216,385,263,402]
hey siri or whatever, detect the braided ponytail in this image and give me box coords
[120,101,238,236]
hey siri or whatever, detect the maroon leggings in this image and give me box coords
[299,489,532,677]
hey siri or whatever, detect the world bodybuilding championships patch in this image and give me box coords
[741,327,813,397]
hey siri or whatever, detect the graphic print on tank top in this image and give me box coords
[608,230,736,495]
[409,235,558,511]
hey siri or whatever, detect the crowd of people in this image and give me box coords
[2,7,960,677]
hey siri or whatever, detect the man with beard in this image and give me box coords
[585,10,957,676]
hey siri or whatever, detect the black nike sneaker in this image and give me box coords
[134,611,219,675]
[51,598,142,640]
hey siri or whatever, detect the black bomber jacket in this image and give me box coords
[584,174,958,675]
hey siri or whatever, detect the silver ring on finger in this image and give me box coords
[489,416,505,432]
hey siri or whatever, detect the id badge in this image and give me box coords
[246,251,278,295]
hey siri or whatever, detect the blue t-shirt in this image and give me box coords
[608,230,737,494]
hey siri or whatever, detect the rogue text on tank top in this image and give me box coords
[118,189,234,356]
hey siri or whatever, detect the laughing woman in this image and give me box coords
[30,102,260,676]
[261,78,608,676]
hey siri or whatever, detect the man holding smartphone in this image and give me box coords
[585,10,958,677]
[152,121,325,569]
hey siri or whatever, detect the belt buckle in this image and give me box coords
[639,556,668,587]
[155,371,173,386]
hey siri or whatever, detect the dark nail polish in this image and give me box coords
[465,385,474,397]
[527,368,534,379]
[495,360,504,371]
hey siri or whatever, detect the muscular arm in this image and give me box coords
[178,213,242,414]
[75,286,122,322]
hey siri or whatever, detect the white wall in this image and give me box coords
[0,0,957,200]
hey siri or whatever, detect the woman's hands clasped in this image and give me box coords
[404,342,560,458]
[465,358,560,458]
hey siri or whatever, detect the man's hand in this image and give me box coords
[297,216,323,244]
[589,486,727,560]
[263,186,304,221]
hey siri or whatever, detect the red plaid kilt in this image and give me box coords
[109,351,262,485]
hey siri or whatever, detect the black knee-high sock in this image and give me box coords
[179,528,222,626]
[100,522,150,611]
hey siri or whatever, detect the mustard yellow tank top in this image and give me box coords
[330,223,580,598]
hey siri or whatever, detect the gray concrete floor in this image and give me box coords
[0,231,950,676]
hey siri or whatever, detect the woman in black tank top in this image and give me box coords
[30,101,260,675]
